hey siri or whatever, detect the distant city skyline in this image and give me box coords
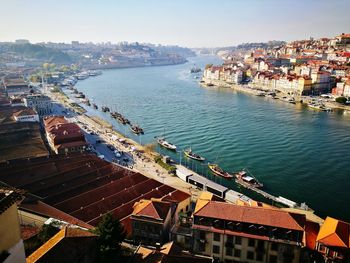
[1,0,350,48]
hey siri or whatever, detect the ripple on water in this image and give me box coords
[76,56,350,221]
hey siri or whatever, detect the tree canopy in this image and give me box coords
[93,213,127,263]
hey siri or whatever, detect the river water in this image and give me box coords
[75,56,350,221]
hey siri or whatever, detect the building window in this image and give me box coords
[226,247,233,256]
[199,242,205,252]
[271,243,278,251]
[235,236,242,245]
[248,238,255,247]
[199,231,206,240]
[214,233,221,242]
[247,251,254,260]
[269,255,277,263]
[257,240,264,248]
[225,260,233,263]
[256,253,264,261]
[213,245,220,254]
[227,235,234,243]
[234,249,241,258]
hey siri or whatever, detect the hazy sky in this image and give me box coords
[1,0,349,47]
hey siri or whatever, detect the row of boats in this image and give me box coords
[61,70,102,86]
[102,106,144,135]
[68,87,145,135]
[157,137,263,188]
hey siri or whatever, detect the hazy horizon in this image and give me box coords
[1,0,350,48]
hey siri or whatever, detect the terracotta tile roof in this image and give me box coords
[133,199,171,221]
[20,200,93,229]
[194,201,305,231]
[316,217,350,248]
[43,116,67,127]
[26,227,96,263]
[27,227,66,263]
[161,190,190,203]
[13,108,37,117]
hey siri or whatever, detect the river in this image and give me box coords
[75,55,350,221]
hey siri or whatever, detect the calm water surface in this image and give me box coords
[76,56,350,221]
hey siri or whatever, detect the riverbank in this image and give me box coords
[46,87,203,199]
[83,58,188,70]
[201,77,350,112]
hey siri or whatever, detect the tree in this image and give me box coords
[93,213,126,263]
[43,63,50,71]
[335,96,347,104]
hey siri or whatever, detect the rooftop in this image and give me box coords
[316,216,350,248]
[0,153,187,231]
[194,201,306,231]
[132,199,171,221]
[0,106,48,162]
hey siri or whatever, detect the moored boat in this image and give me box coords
[208,163,233,179]
[130,125,144,135]
[101,106,110,112]
[92,103,98,109]
[89,70,102,76]
[117,115,127,125]
[157,138,177,151]
[234,170,263,188]
[184,148,205,161]
[308,103,332,112]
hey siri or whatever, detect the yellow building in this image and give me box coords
[297,76,313,95]
[0,190,26,263]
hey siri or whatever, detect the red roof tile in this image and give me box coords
[194,201,305,231]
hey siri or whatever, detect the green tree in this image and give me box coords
[335,96,347,104]
[49,63,56,72]
[43,62,50,71]
[93,213,126,263]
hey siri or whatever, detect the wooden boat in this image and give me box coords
[110,111,118,118]
[117,115,127,125]
[234,170,263,188]
[184,148,205,161]
[208,163,233,179]
[130,125,144,135]
[101,106,110,112]
[157,138,177,151]
[308,103,332,112]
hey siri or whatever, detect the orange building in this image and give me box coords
[316,217,350,262]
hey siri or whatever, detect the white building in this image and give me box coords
[13,108,39,122]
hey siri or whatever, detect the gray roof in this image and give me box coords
[188,174,228,193]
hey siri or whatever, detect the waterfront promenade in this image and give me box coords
[201,77,350,111]
[48,90,202,198]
